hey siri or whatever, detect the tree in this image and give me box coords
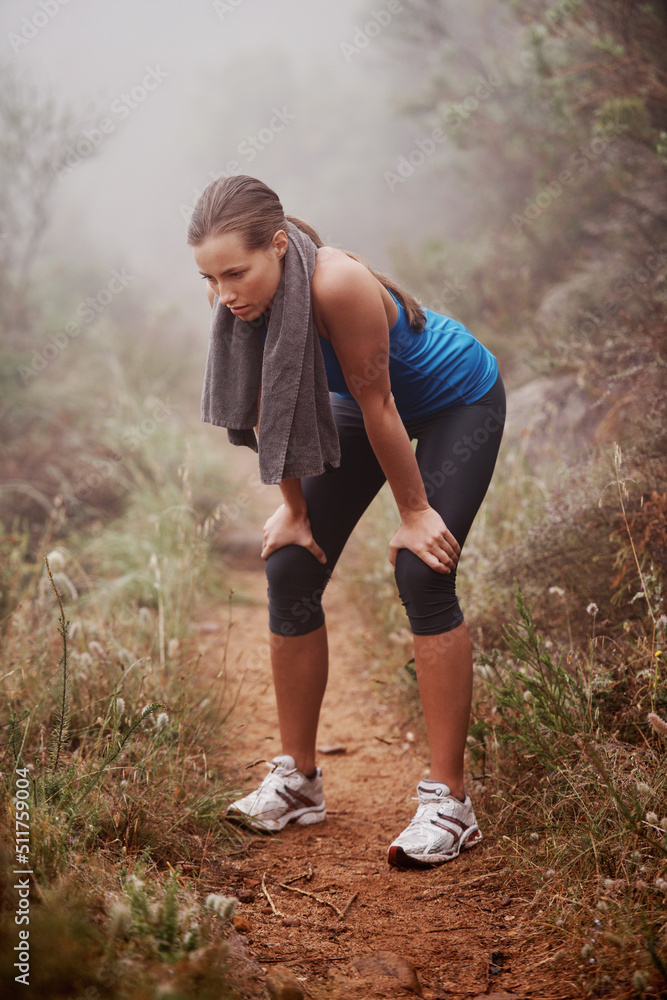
[381,0,667,352]
[0,60,80,339]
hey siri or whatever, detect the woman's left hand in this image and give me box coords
[388,508,460,574]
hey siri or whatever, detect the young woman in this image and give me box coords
[188,175,505,868]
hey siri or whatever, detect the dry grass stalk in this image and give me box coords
[648,712,667,738]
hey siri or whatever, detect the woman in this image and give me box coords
[188,175,505,868]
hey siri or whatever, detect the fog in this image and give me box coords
[0,0,467,325]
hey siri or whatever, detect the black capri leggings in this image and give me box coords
[266,372,505,638]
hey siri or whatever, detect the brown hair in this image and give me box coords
[187,175,426,333]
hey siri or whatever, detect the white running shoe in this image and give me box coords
[387,781,482,868]
[226,754,326,832]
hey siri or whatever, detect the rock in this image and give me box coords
[281,916,302,927]
[506,374,597,466]
[265,966,305,1000]
[224,930,267,997]
[351,952,422,995]
[232,916,252,933]
[237,889,254,903]
[489,948,504,975]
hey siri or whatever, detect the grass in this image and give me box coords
[471,585,667,997]
[0,291,262,998]
[1,531,252,997]
[351,429,667,997]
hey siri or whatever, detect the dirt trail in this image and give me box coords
[193,464,579,1000]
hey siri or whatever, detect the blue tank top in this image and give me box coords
[317,290,498,419]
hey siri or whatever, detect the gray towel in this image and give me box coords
[201,221,341,485]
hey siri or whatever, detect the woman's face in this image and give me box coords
[193,229,287,323]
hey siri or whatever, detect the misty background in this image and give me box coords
[1,5,666,993]
[0,0,472,324]
[2,0,664,610]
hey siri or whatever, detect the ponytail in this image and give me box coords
[188,176,426,333]
[286,216,426,334]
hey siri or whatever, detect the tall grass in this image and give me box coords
[0,283,258,997]
[352,431,667,997]
[470,583,667,997]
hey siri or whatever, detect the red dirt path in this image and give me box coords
[193,461,582,999]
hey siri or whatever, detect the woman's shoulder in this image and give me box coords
[312,246,373,300]
[311,247,397,338]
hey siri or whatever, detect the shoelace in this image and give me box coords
[409,794,468,825]
[408,799,442,826]
[258,762,298,789]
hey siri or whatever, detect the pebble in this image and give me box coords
[351,952,422,995]
[282,916,301,927]
[232,916,252,933]
[260,905,273,915]
[265,966,305,1000]
[237,889,254,903]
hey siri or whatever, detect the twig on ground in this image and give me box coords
[420,869,509,903]
[261,873,284,917]
[278,881,360,920]
[458,870,509,887]
[278,881,343,917]
[281,863,314,885]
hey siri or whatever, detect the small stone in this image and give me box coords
[260,905,273,915]
[237,889,254,903]
[232,916,252,933]
[282,916,302,927]
[265,966,305,1000]
[352,952,422,995]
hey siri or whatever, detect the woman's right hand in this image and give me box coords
[261,504,327,563]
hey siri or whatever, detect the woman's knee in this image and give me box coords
[265,545,330,637]
[393,548,463,635]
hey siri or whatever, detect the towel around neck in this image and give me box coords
[200,221,341,485]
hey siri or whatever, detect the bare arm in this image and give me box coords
[314,262,427,514]
[259,395,324,561]
[278,478,307,516]
[314,258,459,574]
[261,478,326,563]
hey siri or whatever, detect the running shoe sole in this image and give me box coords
[387,825,482,869]
[226,803,326,833]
